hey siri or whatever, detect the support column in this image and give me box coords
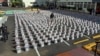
[76,3,78,11]
[0,2,2,7]
[73,2,75,9]
[82,2,84,10]
[94,2,97,15]
[7,0,10,6]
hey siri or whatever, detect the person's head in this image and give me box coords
[51,13,54,15]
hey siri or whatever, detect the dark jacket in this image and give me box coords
[50,13,54,19]
[1,25,8,35]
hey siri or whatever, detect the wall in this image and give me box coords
[36,0,45,5]
[92,0,100,2]
[0,0,5,3]
[58,0,92,2]
[22,0,36,7]
[23,0,47,7]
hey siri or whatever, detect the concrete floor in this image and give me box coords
[0,16,76,56]
[0,9,100,56]
[0,15,95,56]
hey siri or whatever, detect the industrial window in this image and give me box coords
[86,2,94,9]
[87,2,91,8]
[57,2,60,6]
[91,2,95,8]
[68,2,70,5]
[70,2,73,5]
[61,2,63,6]
[89,2,93,9]
[75,2,78,7]
[84,2,87,8]
[66,2,68,5]
[77,2,80,7]
[79,2,82,8]
[30,2,34,4]
[63,2,66,6]
[73,2,75,5]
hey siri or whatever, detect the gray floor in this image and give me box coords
[0,15,96,56]
[0,8,100,56]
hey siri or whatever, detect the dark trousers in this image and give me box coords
[0,28,1,35]
[2,34,8,42]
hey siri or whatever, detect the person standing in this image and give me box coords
[1,24,9,42]
[37,9,40,13]
[49,13,54,26]
[0,27,2,39]
[92,8,96,15]
[0,27,1,35]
